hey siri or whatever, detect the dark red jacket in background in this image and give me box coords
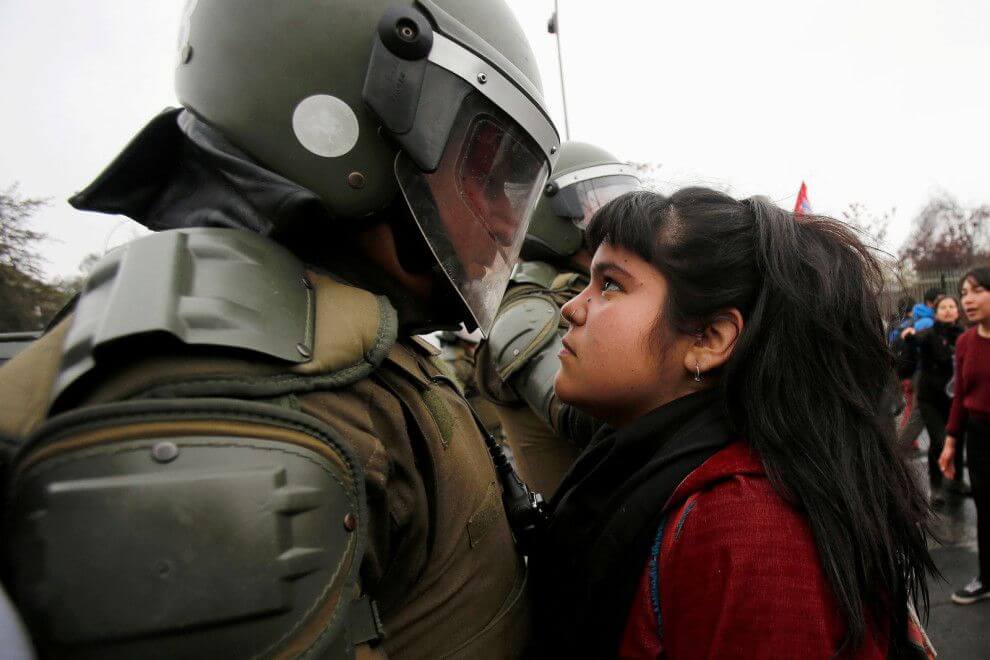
[946,326,990,438]
[619,441,890,659]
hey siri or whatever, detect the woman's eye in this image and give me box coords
[601,278,622,294]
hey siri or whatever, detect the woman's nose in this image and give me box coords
[561,290,588,327]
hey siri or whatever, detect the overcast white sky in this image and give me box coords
[1,1,987,279]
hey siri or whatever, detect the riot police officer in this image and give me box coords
[476,142,640,498]
[0,2,559,658]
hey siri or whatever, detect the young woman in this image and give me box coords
[940,266,990,605]
[902,294,965,501]
[529,189,934,658]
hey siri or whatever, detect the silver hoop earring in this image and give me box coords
[694,362,703,383]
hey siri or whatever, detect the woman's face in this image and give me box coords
[961,277,990,324]
[936,298,959,324]
[555,243,695,427]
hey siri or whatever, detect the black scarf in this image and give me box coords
[529,388,735,657]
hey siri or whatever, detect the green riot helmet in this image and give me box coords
[175,0,560,334]
[521,141,640,263]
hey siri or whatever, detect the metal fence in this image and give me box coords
[880,268,968,321]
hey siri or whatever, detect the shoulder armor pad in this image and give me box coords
[6,398,376,659]
[54,228,314,402]
[486,293,561,383]
[510,260,560,289]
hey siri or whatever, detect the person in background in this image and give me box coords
[901,294,965,502]
[889,296,916,344]
[889,297,919,440]
[529,189,934,658]
[475,141,641,498]
[912,289,941,332]
[896,288,943,452]
[940,266,990,605]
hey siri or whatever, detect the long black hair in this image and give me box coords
[587,188,934,655]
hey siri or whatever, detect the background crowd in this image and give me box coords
[888,269,990,606]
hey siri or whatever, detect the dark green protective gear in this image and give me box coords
[6,399,373,660]
[475,262,588,499]
[51,228,315,408]
[175,0,562,333]
[4,229,385,659]
[522,141,640,263]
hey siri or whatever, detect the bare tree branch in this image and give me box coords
[899,191,990,272]
[0,183,50,279]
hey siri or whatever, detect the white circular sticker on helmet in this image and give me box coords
[292,95,360,158]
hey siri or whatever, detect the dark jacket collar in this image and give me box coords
[65,109,459,334]
[68,108,328,238]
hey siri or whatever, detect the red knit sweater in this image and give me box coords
[946,326,990,437]
[618,442,890,659]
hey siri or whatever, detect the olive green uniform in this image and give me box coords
[435,332,503,439]
[476,263,587,498]
[0,236,528,659]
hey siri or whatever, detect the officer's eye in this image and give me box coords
[601,278,622,294]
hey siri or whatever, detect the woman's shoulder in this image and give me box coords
[662,442,822,580]
[651,444,874,658]
[666,441,791,521]
[670,454,814,551]
[665,440,763,504]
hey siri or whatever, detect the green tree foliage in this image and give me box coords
[0,184,73,332]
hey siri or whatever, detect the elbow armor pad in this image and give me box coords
[478,293,562,425]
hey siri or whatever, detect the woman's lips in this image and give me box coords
[560,336,577,357]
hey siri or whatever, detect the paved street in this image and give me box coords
[914,438,990,658]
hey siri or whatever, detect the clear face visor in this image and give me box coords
[395,93,549,334]
[549,174,641,229]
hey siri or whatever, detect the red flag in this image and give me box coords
[794,181,811,216]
